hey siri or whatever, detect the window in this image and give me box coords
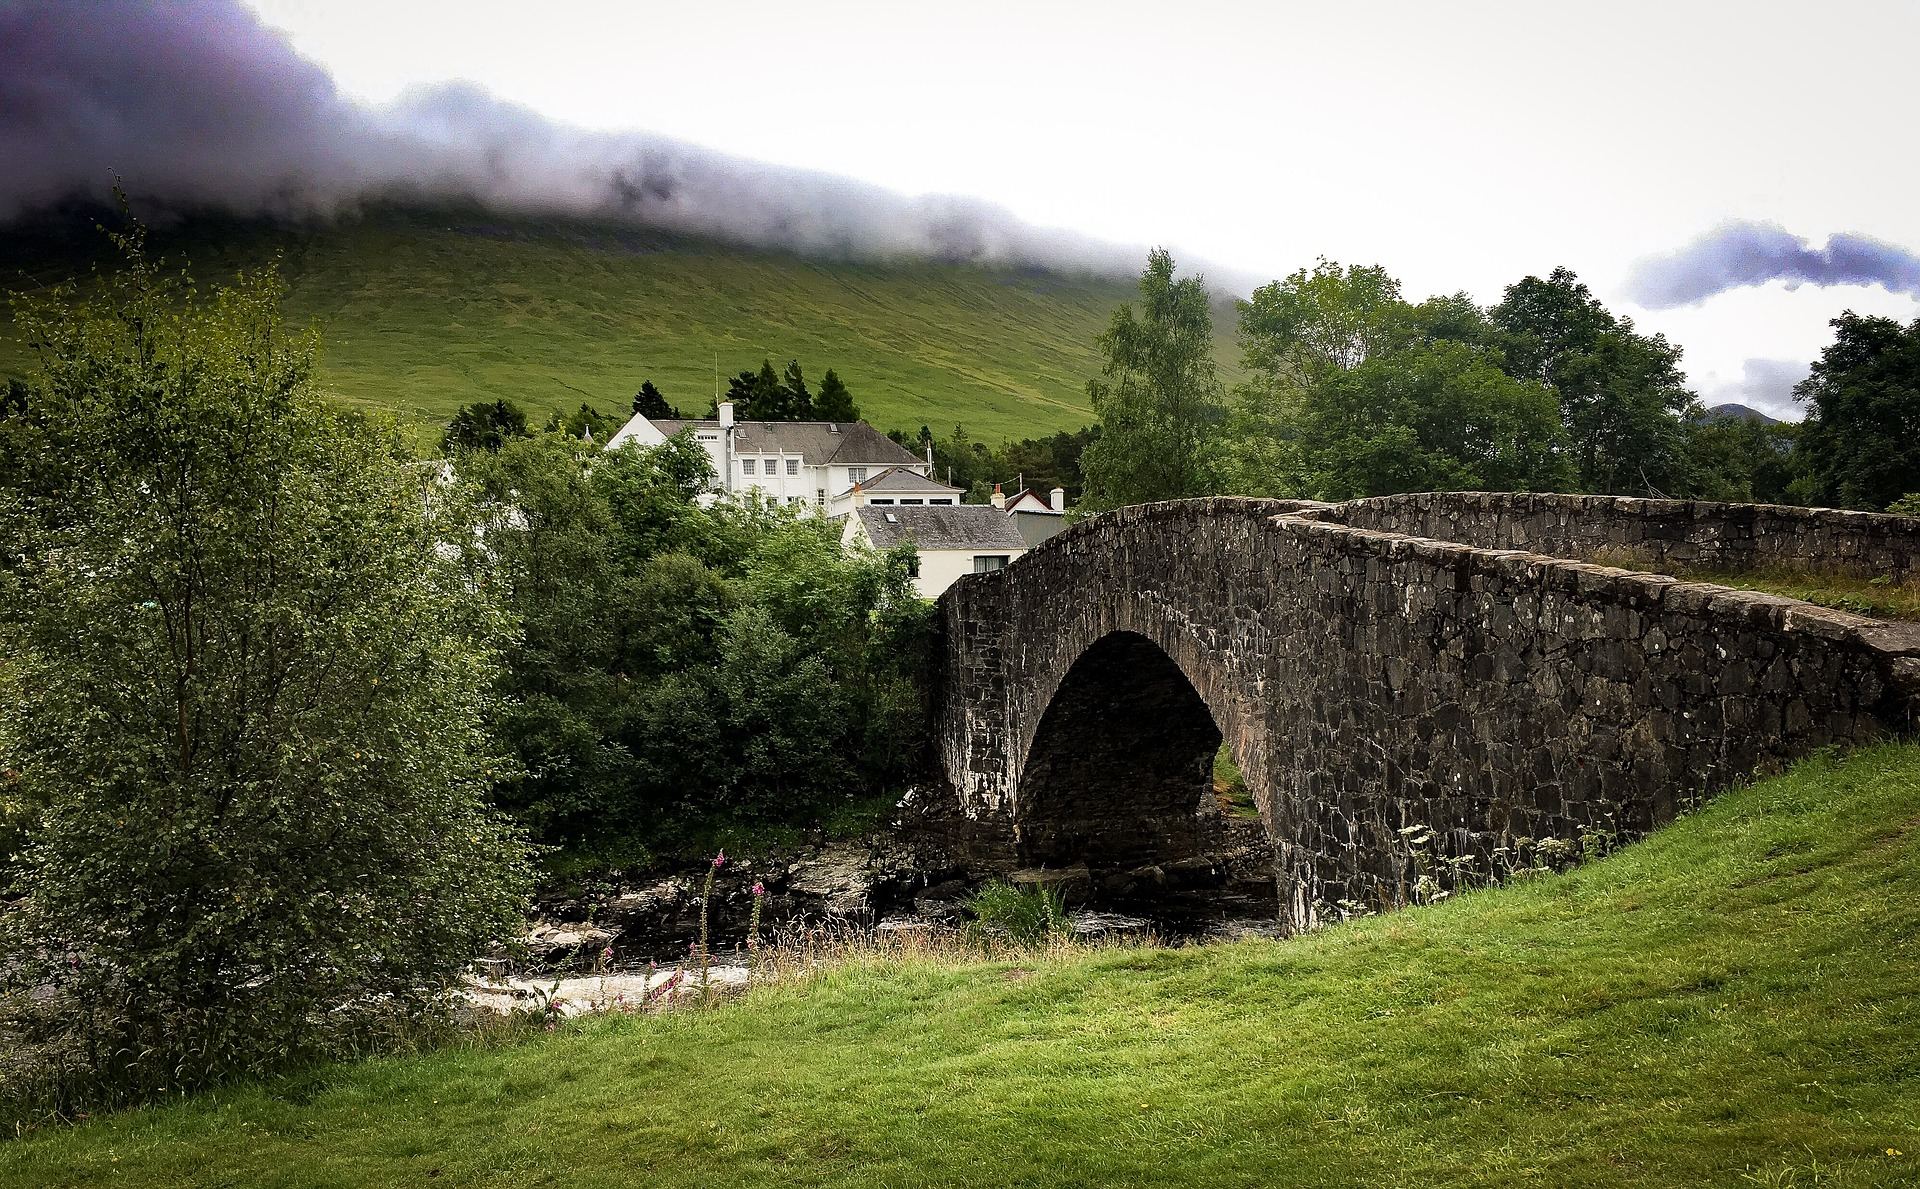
[766,456,781,472]
[786,458,799,475]
[899,498,924,505]
[816,488,826,506]
[741,459,756,476]
[869,498,894,505]
[973,555,1009,573]
[931,497,956,505]
[849,467,868,483]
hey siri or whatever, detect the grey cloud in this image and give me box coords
[1627,221,1920,308]
[0,0,1148,276]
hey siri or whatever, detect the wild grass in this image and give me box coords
[3,743,1917,1186]
[1583,547,1920,623]
[0,204,1244,446]
[1683,568,1920,623]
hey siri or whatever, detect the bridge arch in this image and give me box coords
[1012,629,1255,870]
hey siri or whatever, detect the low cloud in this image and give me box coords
[0,0,1145,276]
[1627,221,1920,308]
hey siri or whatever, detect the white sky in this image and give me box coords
[246,0,1920,419]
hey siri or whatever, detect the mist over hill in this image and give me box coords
[0,203,1244,443]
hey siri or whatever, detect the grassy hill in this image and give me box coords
[5,744,1916,1187]
[0,205,1244,445]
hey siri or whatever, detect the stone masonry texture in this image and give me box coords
[931,495,1920,932]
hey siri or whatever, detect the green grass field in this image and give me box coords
[0,204,1244,445]
[5,744,1916,1187]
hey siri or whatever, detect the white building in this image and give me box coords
[843,504,1030,600]
[607,401,931,510]
[828,465,965,516]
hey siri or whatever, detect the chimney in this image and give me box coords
[925,441,934,468]
[717,401,736,428]
[1050,486,1066,512]
[990,483,1005,510]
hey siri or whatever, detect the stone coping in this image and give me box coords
[949,494,1920,671]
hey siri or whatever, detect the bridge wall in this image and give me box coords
[1324,492,1920,581]
[935,497,1920,931]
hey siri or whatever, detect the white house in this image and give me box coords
[842,504,1029,600]
[828,466,965,516]
[607,401,931,510]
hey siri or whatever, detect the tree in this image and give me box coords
[724,359,798,420]
[1079,249,1225,508]
[632,380,678,419]
[1296,341,1571,499]
[1792,313,1920,511]
[781,359,815,420]
[1682,416,1798,505]
[0,222,530,1110]
[1237,260,1409,383]
[1224,261,1568,500]
[1492,268,1695,495]
[442,397,531,454]
[815,368,859,421]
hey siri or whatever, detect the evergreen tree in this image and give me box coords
[815,368,859,421]
[782,359,815,419]
[632,380,677,419]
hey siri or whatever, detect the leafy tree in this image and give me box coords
[632,379,678,419]
[0,223,530,1111]
[1237,260,1409,383]
[1681,416,1798,504]
[442,397,531,454]
[1492,268,1695,495]
[815,367,859,421]
[1080,249,1224,508]
[1792,313,1920,511]
[1225,261,1567,499]
[1296,341,1571,498]
[456,430,928,847]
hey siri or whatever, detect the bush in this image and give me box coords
[0,220,532,1121]
[459,434,933,850]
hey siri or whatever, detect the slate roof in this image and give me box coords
[851,467,964,496]
[855,505,1027,551]
[649,418,923,467]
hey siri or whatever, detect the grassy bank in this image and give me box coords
[4,745,1918,1187]
[0,205,1242,445]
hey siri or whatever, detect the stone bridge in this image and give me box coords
[931,493,1920,931]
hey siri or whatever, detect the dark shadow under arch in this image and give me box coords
[1015,631,1229,871]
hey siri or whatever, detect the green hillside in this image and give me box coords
[6,745,1916,1187]
[0,205,1243,444]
